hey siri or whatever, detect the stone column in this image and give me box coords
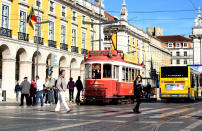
[1,59,16,101]
[19,61,32,82]
[38,63,46,84]
[52,66,59,80]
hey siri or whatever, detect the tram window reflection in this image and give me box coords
[126,68,128,81]
[200,74,202,87]
[85,64,91,79]
[92,64,101,79]
[114,66,119,79]
[103,64,112,78]
[132,69,135,81]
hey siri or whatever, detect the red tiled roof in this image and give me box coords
[157,35,192,42]
[104,12,116,21]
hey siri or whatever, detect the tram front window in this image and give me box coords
[92,64,101,79]
[103,64,112,78]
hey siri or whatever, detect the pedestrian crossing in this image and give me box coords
[2,105,202,130]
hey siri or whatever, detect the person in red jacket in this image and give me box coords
[29,79,36,106]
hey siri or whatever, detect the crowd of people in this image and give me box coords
[15,69,83,113]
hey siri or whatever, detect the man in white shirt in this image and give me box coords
[34,75,44,106]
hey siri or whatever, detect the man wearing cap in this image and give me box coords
[55,69,72,113]
[19,77,30,106]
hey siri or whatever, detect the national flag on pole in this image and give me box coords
[27,7,37,23]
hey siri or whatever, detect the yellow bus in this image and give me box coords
[160,66,202,101]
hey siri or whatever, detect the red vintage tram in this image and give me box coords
[83,50,144,103]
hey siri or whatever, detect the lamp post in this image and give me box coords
[35,20,50,76]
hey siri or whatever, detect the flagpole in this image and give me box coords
[36,5,39,77]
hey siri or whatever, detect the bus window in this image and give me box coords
[122,67,125,81]
[132,69,135,81]
[114,66,119,80]
[196,75,199,87]
[92,64,101,79]
[103,64,112,78]
[85,64,91,79]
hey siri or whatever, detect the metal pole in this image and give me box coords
[36,5,39,76]
[99,0,101,50]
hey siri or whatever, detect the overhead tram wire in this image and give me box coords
[187,0,197,10]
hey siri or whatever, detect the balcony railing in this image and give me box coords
[60,43,68,51]
[81,48,88,55]
[18,32,29,41]
[172,55,193,59]
[71,46,78,53]
[48,40,56,48]
[0,27,12,38]
[34,36,44,45]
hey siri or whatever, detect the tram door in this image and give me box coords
[114,66,119,93]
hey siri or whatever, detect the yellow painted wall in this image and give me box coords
[55,3,61,47]
[10,0,19,37]
[66,8,72,50]
[86,17,91,50]
[42,0,49,45]
[77,13,82,52]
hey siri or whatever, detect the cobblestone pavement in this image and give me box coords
[1,101,202,131]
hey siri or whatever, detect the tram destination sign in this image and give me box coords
[89,51,110,56]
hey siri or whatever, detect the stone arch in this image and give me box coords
[70,58,79,81]
[32,51,42,79]
[0,44,11,89]
[59,56,67,69]
[16,48,29,82]
[80,60,85,82]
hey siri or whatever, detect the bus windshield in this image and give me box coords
[161,66,188,78]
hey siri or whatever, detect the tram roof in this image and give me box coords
[85,50,144,69]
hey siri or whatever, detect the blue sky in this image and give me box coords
[103,0,202,36]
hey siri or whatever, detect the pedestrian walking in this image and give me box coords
[75,76,83,104]
[133,75,143,113]
[34,76,44,107]
[19,77,30,106]
[146,82,151,102]
[44,77,51,105]
[29,79,36,106]
[67,77,75,103]
[53,79,58,104]
[15,82,20,102]
[55,69,72,113]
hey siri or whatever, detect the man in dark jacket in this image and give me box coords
[133,75,143,113]
[75,76,83,104]
[146,82,151,102]
[19,77,31,106]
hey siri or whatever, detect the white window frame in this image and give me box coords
[72,29,77,46]
[91,19,94,29]
[36,0,42,8]
[61,25,66,44]
[72,11,77,22]
[177,59,180,64]
[82,15,86,25]
[48,21,54,40]
[34,16,42,37]
[176,42,181,48]
[184,51,187,56]
[183,42,188,48]
[61,6,66,17]
[1,4,9,29]
[91,33,94,50]
[19,10,26,33]
[82,32,86,49]
[168,43,173,48]
[176,51,180,56]
[128,36,130,53]
[49,1,54,13]
[184,59,187,64]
